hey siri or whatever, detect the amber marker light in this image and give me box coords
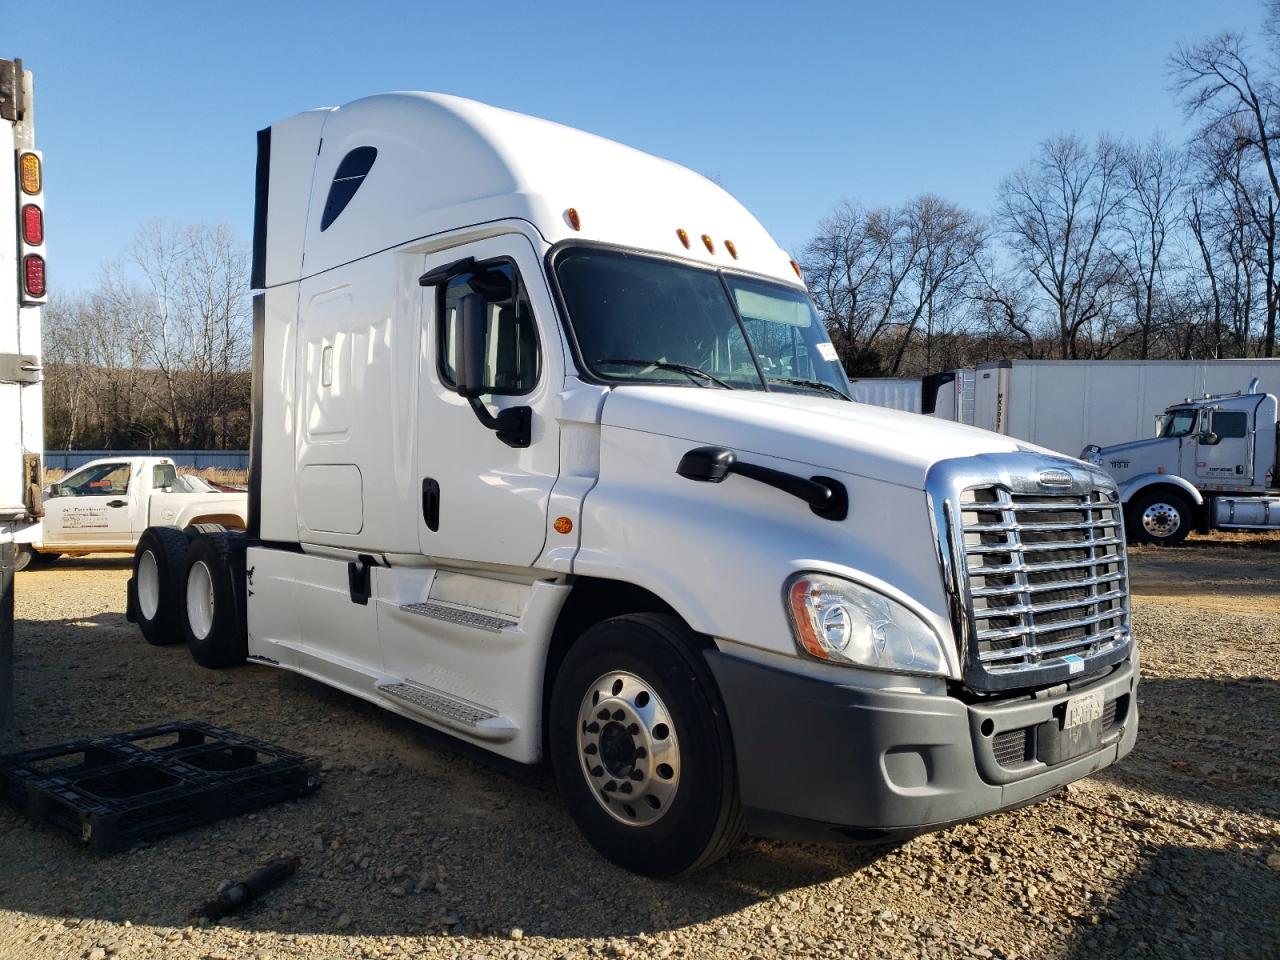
[565,207,581,230]
[790,259,803,279]
[701,234,715,254]
[676,228,690,249]
[787,578,829,660]
[19,153,41,195]
[724,240,738,260]
[553,516,574,534]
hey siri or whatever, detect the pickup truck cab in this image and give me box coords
[17,456,245,569]
[131,93,1138,876]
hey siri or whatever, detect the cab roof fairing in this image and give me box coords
[266,92,799,287]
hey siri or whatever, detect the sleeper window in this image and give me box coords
[320,146,377,231]
[1212,411,1248,439]
[439,261,540,395]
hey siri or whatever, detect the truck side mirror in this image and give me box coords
[1198,431,1220,446]
[455,292,489,400]
[47,483,60,498]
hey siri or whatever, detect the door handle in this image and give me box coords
[422,478,440,532]
[107,499,127,508]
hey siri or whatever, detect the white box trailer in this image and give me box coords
[0,56,45,729]
[844,371,975,422]
[972,359,1280,457]
[846,376,922,413]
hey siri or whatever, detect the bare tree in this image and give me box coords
[1116,137,1186,357]
[998,136,1131,358]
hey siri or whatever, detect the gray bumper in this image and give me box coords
[705,647,1138,842]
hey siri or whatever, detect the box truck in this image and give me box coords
[972,359,1280,457]
[0,57,45,728]
[128,93,1138,875]
[1082,378,1280,543]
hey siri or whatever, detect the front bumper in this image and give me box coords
[705,646,1138,843]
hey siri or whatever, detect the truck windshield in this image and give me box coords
[554,247,850,398]
[1156,409,1199,438]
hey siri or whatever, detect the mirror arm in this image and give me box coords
[467,397,531,449]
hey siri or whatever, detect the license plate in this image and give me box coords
[1064,690,1104,730]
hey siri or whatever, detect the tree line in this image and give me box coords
[42,9,1280,449]
[43,221,251,450]
[803,8,1280,376]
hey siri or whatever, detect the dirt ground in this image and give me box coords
[0,537,1277,960]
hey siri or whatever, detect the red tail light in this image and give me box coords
[21,204,43,245]
[23,254,45,297]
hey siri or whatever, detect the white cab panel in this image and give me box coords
[292,251,421,553]
[414,233,562,567]
[259,283,301,543]
[263,109,330,288]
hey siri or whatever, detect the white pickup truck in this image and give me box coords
[16,456,246,569]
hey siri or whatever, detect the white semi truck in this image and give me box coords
[1082,378,1280,543]
[129,93,1138,875]
[0,57,45,729]
[16,454,247,569]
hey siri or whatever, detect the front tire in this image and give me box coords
[549,613,742,877]
[1126,490,1192,546]
[182,532,247,668]
[132,527,191,646]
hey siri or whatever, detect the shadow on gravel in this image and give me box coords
[0,620,895,941]
[17,556,133,572]
[1061,843,1279,959]
[1094,675,1280,819]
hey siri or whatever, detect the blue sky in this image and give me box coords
[13,0,1267,291]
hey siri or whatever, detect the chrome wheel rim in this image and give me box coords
[186,561,215,640]
[137,549,160,621]
[1141,502,1181,538]
[577,671,681,826]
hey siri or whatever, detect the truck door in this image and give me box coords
[415,235,561,566]
[42,460,135,545]
[1195,408,1252,485]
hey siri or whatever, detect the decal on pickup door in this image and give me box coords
[1109,460,1130,469]
[62,506,109,529]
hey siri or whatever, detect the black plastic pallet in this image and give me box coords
[0,721,320,852]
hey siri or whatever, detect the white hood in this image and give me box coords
[600,386,1024,490]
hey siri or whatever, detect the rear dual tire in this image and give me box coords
[131,526,247,666]
[182,532,247,669]
[132,527,192,646]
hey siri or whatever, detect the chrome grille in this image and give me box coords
[958,485,1129,687]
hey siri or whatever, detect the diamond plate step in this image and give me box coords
[399,601,515,633]
[375,681,518,742]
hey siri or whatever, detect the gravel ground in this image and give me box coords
[0,539,1277,960]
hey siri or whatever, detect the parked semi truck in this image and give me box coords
[16,455,247,570]
[129,93,1138,875]
[0,57,44,729]
[970,359,1280,457]
[1082,378,1280,543]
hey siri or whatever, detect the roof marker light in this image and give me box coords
[724,240,738,260]
[19,153,41,195]
[701,234,715,254]
[23,254,45,298]
[790,259,803,279]
[21,204,43,246]
[565,207,581,231]
[676,228,690,249]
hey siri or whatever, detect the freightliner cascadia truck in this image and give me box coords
[128,93,1138,875]
[1,57,45,730]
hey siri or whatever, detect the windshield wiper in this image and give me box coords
[599,359,734,389]
[767,376,851,401]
